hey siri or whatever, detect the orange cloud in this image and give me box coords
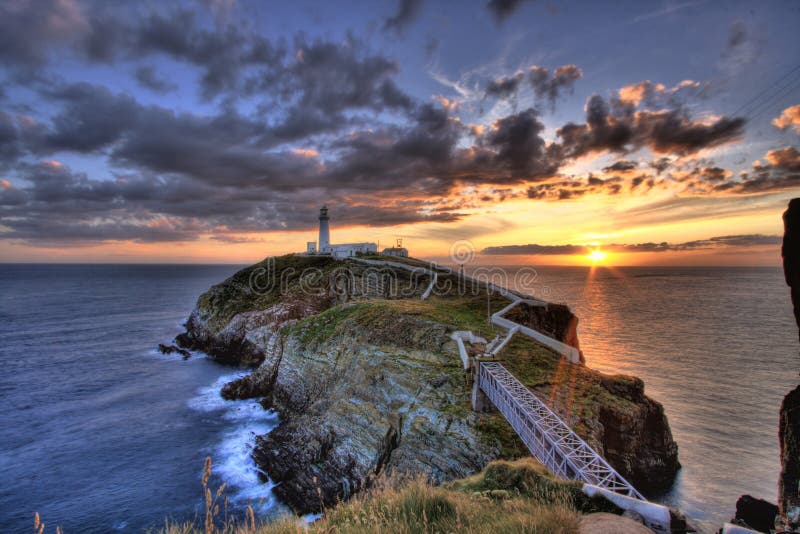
[292,148,319,158]
[432,95,458,111]
[618,81,665,105]
[765,146,800,169]
[773,104,800,134]
[0,179,12,189]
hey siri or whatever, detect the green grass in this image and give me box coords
[156,458,598,534]
[496,335,641,437]
[196,254,338,331]
[282,296,507,352]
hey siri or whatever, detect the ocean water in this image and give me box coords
[0,264,796,532]
[501,265,799,532]
[0,264,282,533]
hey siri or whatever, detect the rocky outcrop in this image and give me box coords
[732,494,779,533]
[248,304,499,513]
[157,343,190,359]
[596,375,679,493]
[781,198,800,532]
[178,254,681,513]
[783,198,800,341]
[780,386,800,531]
[505,302,578,346]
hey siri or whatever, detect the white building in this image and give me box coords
[307,206,378,259]
[382,238,409,258]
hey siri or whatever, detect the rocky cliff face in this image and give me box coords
[781,385,800,531]
[177,254,680,513]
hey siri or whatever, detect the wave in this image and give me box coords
[188,373,281,515]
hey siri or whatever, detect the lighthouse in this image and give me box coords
[318,206,330,251]
[305,206,379,258]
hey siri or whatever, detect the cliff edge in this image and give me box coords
[176,254,679,513]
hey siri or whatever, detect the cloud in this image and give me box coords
[484,65,582,111]
[479,108,558,178]
[482,234,781,255]
[603,160,638,173]
[720,20,761,74]
[765,146,800,171]
[484,71,525,100]
[0,4,284,99]
[0,159,468,244]
[383,0,424,35]
[773,104,800,134]
[133,65,176,93]
[486,0,530,23]
[615,79,706,109]
[0,0,88,69]
[555,94,745,158]
[528,65,582,110]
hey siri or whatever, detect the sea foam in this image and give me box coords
[188,373,281,515]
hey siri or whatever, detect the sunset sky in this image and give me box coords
[0,0,798,265]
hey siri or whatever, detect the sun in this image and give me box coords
[587,248,607,264]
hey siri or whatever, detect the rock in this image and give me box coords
[596,385,679,493]
[782,198,800,341]
[157,343,190,359]
[733,495,778,533]
[579,512,653,534]
[780,386,800,532]
[179,254,681,514]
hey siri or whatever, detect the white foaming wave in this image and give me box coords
[188,372,281,515]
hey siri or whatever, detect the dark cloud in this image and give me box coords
[0,159,467,244]
[479,108,557,178]
[603,160,637,173]
[482,234,781,255]
[485,72,524,100]
[41,83,139,153]
[134,65,176,93]
[486,0,530,23]
[720,21,761,74]
[0,0,87,69]
[130,10,284,99]
[528,65,582,110]
[0,111,23,165]
[383,0,424,35]
[556,94,745,158]
[0,3,285,100]
[650,157,672,174]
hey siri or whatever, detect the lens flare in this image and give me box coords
[587,249,607,263]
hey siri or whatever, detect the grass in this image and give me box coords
[196,254,338,332]
[156,458,595,534]
[496,335,641,437]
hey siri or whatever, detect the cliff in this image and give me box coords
[176,254,679,513]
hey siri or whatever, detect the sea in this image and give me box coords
[0,263,796,533]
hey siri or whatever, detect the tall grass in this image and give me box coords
[160,457,586,534]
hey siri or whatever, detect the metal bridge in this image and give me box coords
[478,361,645,500]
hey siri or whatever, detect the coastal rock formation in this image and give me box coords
[781,198,800,532]
[178,254,680,513]
[732,494,779,533]
[781,386,800,531]
[157,343,191,359]
[783,198,800,341]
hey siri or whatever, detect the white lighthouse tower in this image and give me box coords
[305,206,378,258]
[318,205,330,252]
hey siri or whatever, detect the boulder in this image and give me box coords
[733,494,778,533]
[157,343,190,359]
